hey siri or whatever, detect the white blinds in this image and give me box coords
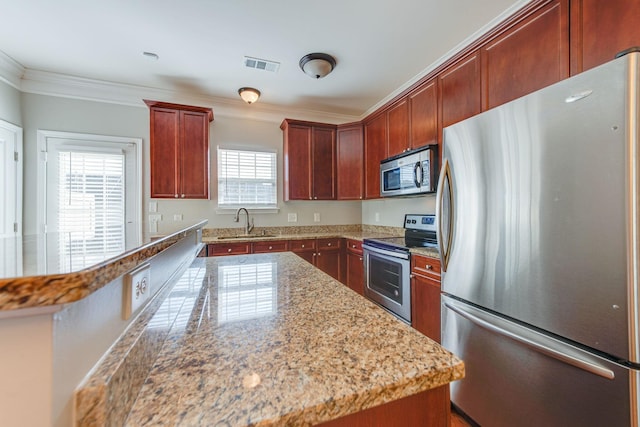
[57,150,125,270]
[218,148,277,207]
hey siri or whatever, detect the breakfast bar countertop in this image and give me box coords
[123,252,463,426]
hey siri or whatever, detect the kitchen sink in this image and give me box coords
[216,234,277,239]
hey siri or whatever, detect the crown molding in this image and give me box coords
[0,50,25,89]
[361,0,532,119]
[12,68,358,124]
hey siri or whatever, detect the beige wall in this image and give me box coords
[362,195,436,227]
[0,79,22,126]
[18,93,362,236]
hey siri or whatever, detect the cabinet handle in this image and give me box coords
[352,244,356,248]
[301,244,305,248]
[174,194,178,198]
[314,197,317,200]
[181,194,185,198]
[328,243,332,246]
[359,257,363,261]
[269,246,273,250]
[317,252,321,256]
[228,248,232,253]
[425,264,433,270]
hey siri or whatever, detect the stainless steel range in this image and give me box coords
[362,214,437,324]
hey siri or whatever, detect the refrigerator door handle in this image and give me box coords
[436,159,453,271]
[443,297,616,380]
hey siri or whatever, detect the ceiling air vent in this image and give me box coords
[244,56,280,72]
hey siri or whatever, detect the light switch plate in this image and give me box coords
[173,214,183,221]
[149,201,157,212]
[122,263,151,320]
[287,213,297,222]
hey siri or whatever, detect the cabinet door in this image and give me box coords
[311,126,336,200]
[316,249,341,281]
[482,0,569,109]
[386,99,410,157]
[364,114,387,199]
[208,242,251,256]
[290,239,316,265]
[570,0,640,73]
[179,110,209,199]
[149,108,179,198]
[346,251,364,295]
[283,124,312,201]
[409,79,438,149]
[439,52,482,130]
[337,124,364,200]
[411,275,442,343]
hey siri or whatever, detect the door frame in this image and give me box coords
[0,119,23,237]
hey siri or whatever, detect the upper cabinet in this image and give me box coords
[386,99,410,157]
[364,113,387,199]
[482,0,569,110]
[409,79,438,149]
[337,123,364,200]
[145,100,213,199]
[439,52,482,131]
[281,119,337,201]
[570,0,640,74]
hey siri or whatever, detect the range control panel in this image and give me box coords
[404,214,436,232]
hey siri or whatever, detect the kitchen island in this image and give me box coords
[78,251,464,426]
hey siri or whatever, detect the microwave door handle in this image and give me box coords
[413,162,423,187]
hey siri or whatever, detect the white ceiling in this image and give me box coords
[0,0,528,119]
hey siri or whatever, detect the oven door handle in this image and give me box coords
[362,244,410,260]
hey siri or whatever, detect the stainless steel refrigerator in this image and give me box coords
[437,51,640,426]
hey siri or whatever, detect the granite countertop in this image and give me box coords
[123,252,463,426]
[0,220,207,311]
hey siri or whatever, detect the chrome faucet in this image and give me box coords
[233,207,254,235]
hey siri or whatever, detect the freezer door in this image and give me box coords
[439,53,640,361]
[442,296,636,427]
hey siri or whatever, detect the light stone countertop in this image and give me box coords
[124,252,463,426]
[0,220,207,311]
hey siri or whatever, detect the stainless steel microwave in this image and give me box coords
[380,145,438,197]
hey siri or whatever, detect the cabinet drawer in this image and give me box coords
[346,239,363,255]
[411,254,441,282]
[208,242,251,256]
[317,238,341,251]
[290,239,316,252]
[252,240,288,253]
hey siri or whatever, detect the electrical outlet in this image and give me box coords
[375,212,380,222]
[122,263,151,319]
[313,213,320,222]
[149,214,162,222]
[287,213,298,222]
[149,201,157,213]
[173,214,183,221]
[149,214,162,233]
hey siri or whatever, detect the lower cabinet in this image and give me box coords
[411,254,442,343]
[315,238,341,280]
[289,239,317,264]
[208,242,251,256]
[345,239,364,295]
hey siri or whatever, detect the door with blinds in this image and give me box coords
[39,132,141,273]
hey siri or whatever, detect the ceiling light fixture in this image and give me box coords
[299,53,336,79]
[238,87,261,104]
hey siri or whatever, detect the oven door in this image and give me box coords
[363,244,411,323]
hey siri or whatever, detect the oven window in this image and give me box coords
[368,254,403,304]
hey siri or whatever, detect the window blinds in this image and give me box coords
[218,148,277,207]
[57,150,125,271]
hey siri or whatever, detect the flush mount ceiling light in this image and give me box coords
[299,53,336,79]
[238,87,261,104]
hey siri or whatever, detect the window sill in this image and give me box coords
[215,207,280,215]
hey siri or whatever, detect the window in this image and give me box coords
[217,148,277,208]
[37,131,142,273]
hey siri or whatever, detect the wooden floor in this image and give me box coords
[451,406,473,427]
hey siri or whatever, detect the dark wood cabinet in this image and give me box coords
[252,240,288,253]
[145,100,213,199]
[281,119,336,201]
[316,238,341,281]
[336,123,364,200]
[482,0,569,110]
[411,255,442,343]
[364,114,387,199]
[439,52,482,131]
[290,239,317,265]
[345,239,364,295]
[207,242,251,256]
[570,0,640,74]
[386,99,410,157]
[409,79,438,149]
